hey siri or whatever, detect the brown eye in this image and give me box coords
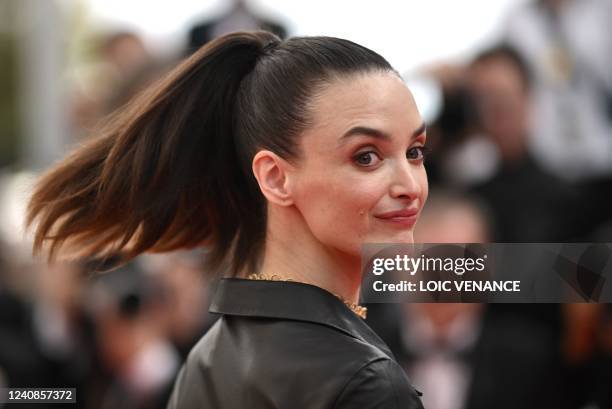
[407,146,426,161]
[354,151,381,167]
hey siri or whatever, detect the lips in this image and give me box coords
[375,208,419,219]
[374,208,419,227]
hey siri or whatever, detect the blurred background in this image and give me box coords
[0,0,611,408]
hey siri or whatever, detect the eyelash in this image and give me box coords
[353,146,429,167]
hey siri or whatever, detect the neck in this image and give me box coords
[255,206,363,305]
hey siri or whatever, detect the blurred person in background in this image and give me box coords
[500,0,612,243]
[466,44,588,242]
[100,32,152,83]
[98,32,171,115]
[502,0,612,182]
[26,31,427,408]
[85,260,180,409]
[69,31,162,140]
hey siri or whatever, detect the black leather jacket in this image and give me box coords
[167,278,425,408]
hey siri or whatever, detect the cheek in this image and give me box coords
[293,171,385,248]
[418,166,429,206]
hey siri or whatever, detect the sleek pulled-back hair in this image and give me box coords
[27,31,395,276]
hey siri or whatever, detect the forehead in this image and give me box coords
[306,72,421,137]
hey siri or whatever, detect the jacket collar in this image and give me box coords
[209,277,395,360]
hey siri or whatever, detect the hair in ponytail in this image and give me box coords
[27,31,394,276]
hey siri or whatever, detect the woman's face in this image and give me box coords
[288,71,428,257]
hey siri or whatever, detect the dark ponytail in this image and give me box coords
[27,31,277,274]
[27,31,394,276]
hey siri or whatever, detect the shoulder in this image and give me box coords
[232,315,393,367]
[204,314,393,373]
[169,317,424,409]
[180,315,389,372]
[333,358,424,409]
[186,316,398,384]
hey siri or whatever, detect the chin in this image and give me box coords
[367,231,414,244]
[394,234,414,244]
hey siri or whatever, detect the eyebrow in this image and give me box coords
[339,122,427,144]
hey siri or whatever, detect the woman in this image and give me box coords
[27,31,427,408]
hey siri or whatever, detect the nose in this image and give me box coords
[389,160,423,201]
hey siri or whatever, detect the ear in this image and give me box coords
[252,150,294,206]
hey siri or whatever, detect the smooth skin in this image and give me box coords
[251,71,428,304]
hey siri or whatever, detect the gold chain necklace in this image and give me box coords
[247,273,367,319]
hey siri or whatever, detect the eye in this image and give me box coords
[406,146,428,161]
[353,151,382,167]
